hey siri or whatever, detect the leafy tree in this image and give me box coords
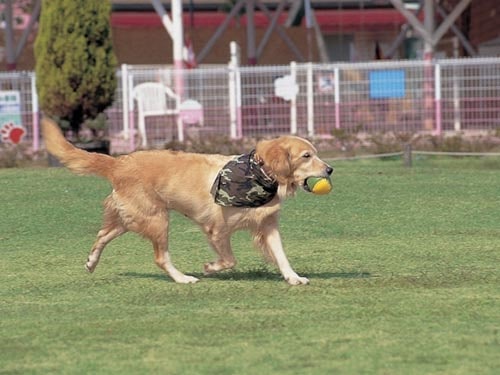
[34,0,117,136]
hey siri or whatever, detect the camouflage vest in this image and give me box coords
[211,150,278,207]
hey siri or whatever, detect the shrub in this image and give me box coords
[34,0,117,137]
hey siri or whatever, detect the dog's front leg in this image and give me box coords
[261,227,309,285]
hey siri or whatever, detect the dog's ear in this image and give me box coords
[256,138,292,183]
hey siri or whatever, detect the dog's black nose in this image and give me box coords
[326,166,334,175]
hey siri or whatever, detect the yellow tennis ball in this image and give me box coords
[307,177,332,195]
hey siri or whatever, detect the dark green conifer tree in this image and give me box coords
[34,0,117,136]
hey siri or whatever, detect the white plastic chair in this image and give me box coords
[133,82,180,147]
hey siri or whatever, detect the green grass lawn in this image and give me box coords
[1,157,499,374]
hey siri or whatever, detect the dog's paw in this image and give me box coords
[203,262,218,275]
[84,263,95,273]
[203,260,235,275]
[286,275,310,285]
[175,275,200,284]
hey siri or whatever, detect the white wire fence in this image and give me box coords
[1,56,500,153]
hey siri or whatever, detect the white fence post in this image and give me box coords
[290,61,297,134]
[121,64,129,140]
[452,71,461,131]
[452,41,462,131]
[434,62,442,135]
[228,57,236,139]
[334,66,340,129]
[175,87,184,142]
[306,62,314,137]
[228,41,242,139]
[30,73,39,151]
[127,70,135,151]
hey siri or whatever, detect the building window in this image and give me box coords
[324,34,354,62]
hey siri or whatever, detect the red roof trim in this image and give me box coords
[111,9,417,29]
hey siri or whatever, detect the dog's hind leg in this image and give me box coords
[85,226,127,273]
[85,200,127,273]
[203,229,236,275]
[146,213,199,284]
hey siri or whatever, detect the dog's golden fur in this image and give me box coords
[42,117,333,285]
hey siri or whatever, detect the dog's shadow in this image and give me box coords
[120,270,372,282]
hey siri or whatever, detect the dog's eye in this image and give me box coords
[302,152,311,159]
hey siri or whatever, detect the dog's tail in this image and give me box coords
[42,117,116,179]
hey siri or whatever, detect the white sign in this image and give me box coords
[274,75,299,101]
[0,90,25,144]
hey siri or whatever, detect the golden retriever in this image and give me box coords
[42,118,333,285]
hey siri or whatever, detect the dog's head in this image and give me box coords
[255,136,333,198]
